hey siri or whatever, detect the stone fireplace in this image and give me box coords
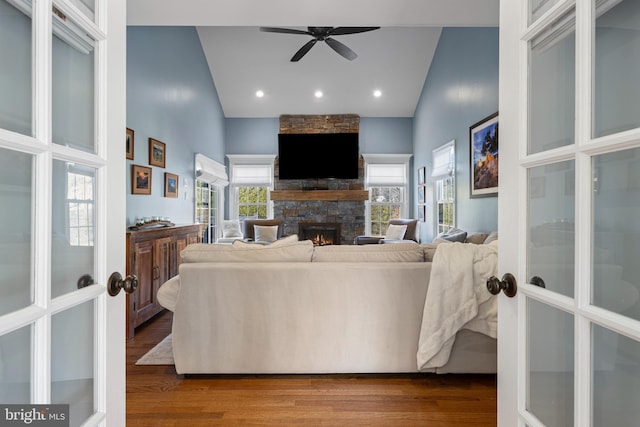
[299,222,341,246]
[272,114,366,245]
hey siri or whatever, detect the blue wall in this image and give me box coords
[126,27,225,226]
[225,117,413,155]
[413,27,499,242]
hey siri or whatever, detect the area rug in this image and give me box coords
[135,334,174,365]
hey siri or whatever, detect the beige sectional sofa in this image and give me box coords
[158,238,497,375]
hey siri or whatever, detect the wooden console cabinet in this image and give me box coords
[126,224,203,339]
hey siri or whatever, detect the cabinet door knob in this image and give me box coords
[108,272,138,296]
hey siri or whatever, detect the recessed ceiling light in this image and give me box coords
[373,89,382,98]
[314,90,323,98]
[255,90,264,98]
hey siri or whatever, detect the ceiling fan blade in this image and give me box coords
[324,37,357,61]
[329,27,380,36]
[259,27,311,36]
[291,39,317,62]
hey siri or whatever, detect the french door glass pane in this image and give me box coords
[592,324,640,426]
[52,28,95,153]
[592,149,640,320]
[529,21,575,154]
[0,0,32,135]
[0,148,33,316]
[51,161,95,299]
[527,161,575,297]
[527,299,574,427]
[529,0,563,24]
[594,0,640,138]
[51,301,94,426]
[0,324,31,403]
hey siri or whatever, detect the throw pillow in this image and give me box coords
[385,224,408,240]
[465,232,489,244]
[222,219,243,238]
[254,225,278,243]
[433,230,467,243]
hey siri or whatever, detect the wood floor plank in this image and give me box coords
[127,310,497,426]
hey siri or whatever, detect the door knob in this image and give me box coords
[530,276,546,288]
[107,272,138,296]
[486,273,518,297]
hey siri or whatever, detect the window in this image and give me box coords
[67,167,94,246]
[195,154,227,243]
[432,141,456,234]
[363,154,411,235]
[227,155,276,220]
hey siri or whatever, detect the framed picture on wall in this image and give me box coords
[418,166,426,185]
[149,138,166,168]
[126,128,134,160]
[418,185,425,204]
[470,111,499,197]
[165,173,179,198]
[132,164,152,195]
[418,204,426,222]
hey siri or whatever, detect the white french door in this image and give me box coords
[499,0,640,426]
[0,0,126,425]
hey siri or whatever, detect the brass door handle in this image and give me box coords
[486,273,518,297]
[107,272,138,296]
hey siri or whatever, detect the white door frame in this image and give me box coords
[499,0,640,425]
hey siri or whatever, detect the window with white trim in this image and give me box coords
[363,154,411,235]
[227,155,275,220]
[66,166,94,247]
[432,141,456,234]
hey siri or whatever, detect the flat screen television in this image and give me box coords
[278,133,359,180]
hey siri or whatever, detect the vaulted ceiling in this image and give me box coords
[126,0,499,118]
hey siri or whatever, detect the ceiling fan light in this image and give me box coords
[255,90,264,98]
[314,90,323,98]
[373,90,382,98]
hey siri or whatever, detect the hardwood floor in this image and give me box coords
[126,311,497,426]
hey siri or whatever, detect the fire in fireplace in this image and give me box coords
[299,222,341,246]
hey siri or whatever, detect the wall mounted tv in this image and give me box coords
[278,133,359,180]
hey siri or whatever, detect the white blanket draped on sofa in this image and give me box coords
[417,241,498,370]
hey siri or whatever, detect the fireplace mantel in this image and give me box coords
[270,190,368,201]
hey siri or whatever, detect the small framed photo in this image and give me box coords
[132,164,152,195]
[418,204,426,222]
[164,173,178,198]
[149,138,166,168]
[418,167,426,185]
[126,128,134,160]
[470,112,499,197]
[418,185,426,204]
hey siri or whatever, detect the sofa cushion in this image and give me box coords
[255,225,278,243]
[181,239,314,263]
[312,241,423,262]
[420,243,439,262]
[385,224,407,240]
[222,219,243,238]
[434,229,467,243]
[483,231,498,244]
[465,232,489,244]
[233,234,299,248]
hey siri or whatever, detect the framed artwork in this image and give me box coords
[165,173,179,198]
[418,204,426,222]
[132,164,152,195]
[126,128,134,160]
[418,185,425,204]
[418,167,426,185]
[149,138,166,168]
[470,112,499,197]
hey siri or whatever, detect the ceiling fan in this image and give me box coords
[259,26,380,62]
